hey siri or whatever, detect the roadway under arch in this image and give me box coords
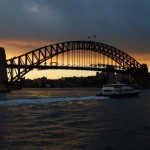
[6,40,142,82]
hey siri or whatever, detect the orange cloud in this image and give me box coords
[0,38,55,59]
[126,52,150,71]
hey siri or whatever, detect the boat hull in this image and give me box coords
[96,91,140,98]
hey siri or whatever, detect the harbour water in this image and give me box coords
[0,88,150,149]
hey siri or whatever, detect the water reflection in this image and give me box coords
[0,89,150,149]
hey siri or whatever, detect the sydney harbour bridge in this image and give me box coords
[0,40,149,85]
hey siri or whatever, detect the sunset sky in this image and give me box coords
[0,0,150,79]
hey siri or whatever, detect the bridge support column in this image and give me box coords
[0,47,8,92]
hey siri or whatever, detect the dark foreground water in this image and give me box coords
[0,88,150,150]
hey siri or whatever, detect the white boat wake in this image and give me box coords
[0,96,109,106]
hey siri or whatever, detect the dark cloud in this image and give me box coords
[0,0,150,53]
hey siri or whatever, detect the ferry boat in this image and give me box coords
[96,83,140,98]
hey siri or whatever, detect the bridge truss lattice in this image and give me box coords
[6,41,142,82]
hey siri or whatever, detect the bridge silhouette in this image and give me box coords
[6,40,146,83]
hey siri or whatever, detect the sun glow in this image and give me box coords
[1,39,150,79]
[127,52,150,72]
[0,38,56,59]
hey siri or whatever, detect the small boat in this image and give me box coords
[96,83,140,98]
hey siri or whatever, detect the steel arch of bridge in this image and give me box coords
[6,40,141,82]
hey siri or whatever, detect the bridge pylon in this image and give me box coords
[0,47,8,90]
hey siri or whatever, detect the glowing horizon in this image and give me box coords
[0,0,150,80]
[1,39,150,80]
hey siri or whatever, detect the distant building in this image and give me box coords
[33,76,48,87]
